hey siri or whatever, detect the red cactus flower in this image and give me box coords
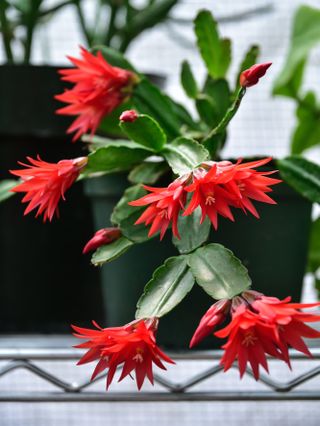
[120,109,139,122]
[128,177,187,240]
[83,228,122,254]
[215,291,320,380]
[55,46,137,141]
[72,318,174,390]
[10,156,87,222]
[190,299,231,348]
[184,158,280,229]
[240,62,272,88]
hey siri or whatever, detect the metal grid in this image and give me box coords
[0,347,319,402]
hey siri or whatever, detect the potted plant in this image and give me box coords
[0,0,179,331]
[4,8,320,390]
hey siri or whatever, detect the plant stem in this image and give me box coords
[74,0,92,46]
[104,2,118,48]
[0,5,14,63]
[204,87,246,141]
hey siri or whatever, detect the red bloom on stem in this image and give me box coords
[212,291,320,380]
[83,228,122,254]
[128,177,187,240]
[72,318,174,390]
[55,46,136,141]
[10,156,87,222]
[240,62,272,88]
[120,109,139,123]
[189,299,231,348]
[184,157,280,229]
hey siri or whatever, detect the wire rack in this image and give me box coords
[0,343,319,402]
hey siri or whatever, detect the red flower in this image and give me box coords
[120,109,139,123]
[10,156,87,222]
[83,228,122,254]
[128,177,187,240]
[56,47,136,141]
[240,62,272,88]
[72,318,174,390]
[190,299,231,348]
[184,158,280,229]
[214,292,320,380]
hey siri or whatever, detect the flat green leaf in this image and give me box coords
[203,131,226,158]
[98,101,134,137]
[203,78,230,119]
[194,10,231,79]
[91,237,133,266]
[172,208,211,254]
[277,156,320,203]
[111,185,152,242]
[128,161,168,184]
[307,218,320,273]
[163,137,209,175]
[291,92,320,155]
[136,256,195,319]
[196,94,220,127]
[133,78,181,139]
[92,45,136,72]
[120,114,167,152]
[189,243,251,299]
[235,45,260,92]
[181,60,198,99]
[273,5,320,97]
[85,140,151,174]
[0,180,17,202]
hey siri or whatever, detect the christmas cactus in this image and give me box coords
[5,10,320,389]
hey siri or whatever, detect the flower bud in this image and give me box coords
[240,62,272,88]
[83,228,121,254]
[120,109,138,123]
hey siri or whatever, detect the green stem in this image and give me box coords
[204,87,246,141]
[39,0,74,18]
[104,3,118,47]
[0,5,14,63]
[74,1,92,46]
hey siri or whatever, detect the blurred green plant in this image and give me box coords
[274,4,320,298]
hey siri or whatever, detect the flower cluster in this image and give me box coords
[191,291,320,380]
[72,318,174,389]
[10,156,87,222]
[56,47,136,141]
[130,157,281,238]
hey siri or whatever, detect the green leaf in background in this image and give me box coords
[111,184,152,242]
[291,92,320,155]
[98,101,133,138]
[235,45,260,92]
[136,255,195,319]
[277,156,320,203]
[188,243,251,299]
[92,45,136,72]
[133,78,181,140]
[194,10,231,79]
[120,114,167,152]
[85,140,151,174]
[181,60,198,99]
[163,137,209,175]
[203,131,227,158]
[196,94,220,127]
[91,236,134,266]
[128,161,168,184]
[203,78,230,119]
[172,208,211,254]
[0,180,17,202]
[307,217,320,273]
[273,5,320,97]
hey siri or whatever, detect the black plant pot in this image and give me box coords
[84,172,312,349]
[0,65,102,332]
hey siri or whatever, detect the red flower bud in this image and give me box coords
[83,228,121,254]
[240,62,272,88]
[120,109,138,123]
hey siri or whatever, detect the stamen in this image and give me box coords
[242,331,258,347]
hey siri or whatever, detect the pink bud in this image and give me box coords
[83,228,121,254]
[189,299,231,348]
[240,62,272,88]
[120,110,138,123]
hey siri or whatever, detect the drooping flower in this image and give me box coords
[72,318,174,390]
[128,177,188,240]
[56,46,137,141]
[184,157,280,229]
[213,292,320,380]
[83,228,122,254]
[189,299,231,348]
[240,62,272,88]
[10,156,87,222]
